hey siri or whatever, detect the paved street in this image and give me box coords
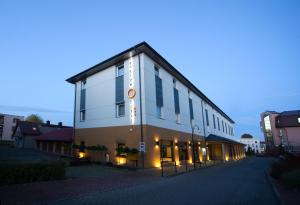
[51,157,279,205]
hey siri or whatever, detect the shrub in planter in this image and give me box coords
[0,161,65,185]
[270,156,300,179]
[280,169,300,188]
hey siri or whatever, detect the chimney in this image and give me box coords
[58,122,62,127]
[46,120,50,125]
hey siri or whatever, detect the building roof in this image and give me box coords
[279,110,300,117]
[12,121,71,136]
[35,128,73,142]
[15,121,41,136]
[241,134,253,139]
[206,134,245,145]
[66,42,234,123]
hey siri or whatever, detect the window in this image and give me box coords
[116,65,124,77]
[117,103,125,117]
[189,98,194,121]
[225,123,227,134]
[173,80,180,120]
[155,66,163,119]
[176,113,180,124]
[222,120,224,132]
[154,66,159,76]
[13,118,19,123]
[160,140,174,160]
[116,64,125,118]
[213,114,216,129]
[217,117,220,130]
[298,118,300,124]
[205,109,209,126]
[80,110,86,121]
[0,125,3,138]
[156,105,163,118]
[80,79,86,121]
[116,143,126,156]
[81,79,86,90]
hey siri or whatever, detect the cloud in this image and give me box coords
[0,105,72,114]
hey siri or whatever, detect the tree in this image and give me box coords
[25,114,44,123]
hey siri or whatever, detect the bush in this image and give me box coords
[0,161,65,185]
[0,140,14,146]
[270,155,300,179]
[280,169,300,188]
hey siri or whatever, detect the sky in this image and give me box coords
[0,0,299,141]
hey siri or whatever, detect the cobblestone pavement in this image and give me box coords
[51,158,279,205]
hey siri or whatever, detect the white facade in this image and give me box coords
[240,138,261,153]
[0,114,24,141]
[73,50,235,139]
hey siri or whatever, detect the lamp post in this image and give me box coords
[191,124,200,168]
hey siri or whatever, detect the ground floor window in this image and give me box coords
[178,142,188,161]
[116,143,126,156]
[160,140,174,161]
[63,143,71,155]
[55,142,62,153]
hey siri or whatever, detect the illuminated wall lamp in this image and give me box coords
[155,140,160,148]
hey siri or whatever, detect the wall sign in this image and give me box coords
[128,57,136,125]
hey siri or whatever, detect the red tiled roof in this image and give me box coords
[35,128,73,142]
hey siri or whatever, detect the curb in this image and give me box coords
[264,170,286,205]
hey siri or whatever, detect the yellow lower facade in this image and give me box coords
[74,125,245,168]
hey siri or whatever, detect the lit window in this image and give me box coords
[80,110,86,121]
[117,103,125,117]
[298,118,300,123]
[116,65,124,77]
[264,116,271,131]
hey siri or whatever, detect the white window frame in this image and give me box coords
[116,65,124,77]
[116,103,125,117]
[80,110,86,121]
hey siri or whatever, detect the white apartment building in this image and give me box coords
[0,113,24,141]
[67,42,245,168]
[240,136,261,153]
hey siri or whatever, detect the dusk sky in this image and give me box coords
[1,0,299,141]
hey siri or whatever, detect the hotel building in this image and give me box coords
[67,42,245,168]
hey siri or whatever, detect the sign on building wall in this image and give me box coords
[139,142,145,152]
[128,57,137,125]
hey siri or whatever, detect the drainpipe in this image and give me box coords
[135,48,144,168]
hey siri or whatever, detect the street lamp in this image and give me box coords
[191,124,200,168]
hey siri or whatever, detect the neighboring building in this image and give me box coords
[66,42,245,168]
[0,113,24,141]
[261,110,300,153]
[260,141,266,153]
[35,128,73,156]
[240,135,261,153]
[13,120,71,149]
